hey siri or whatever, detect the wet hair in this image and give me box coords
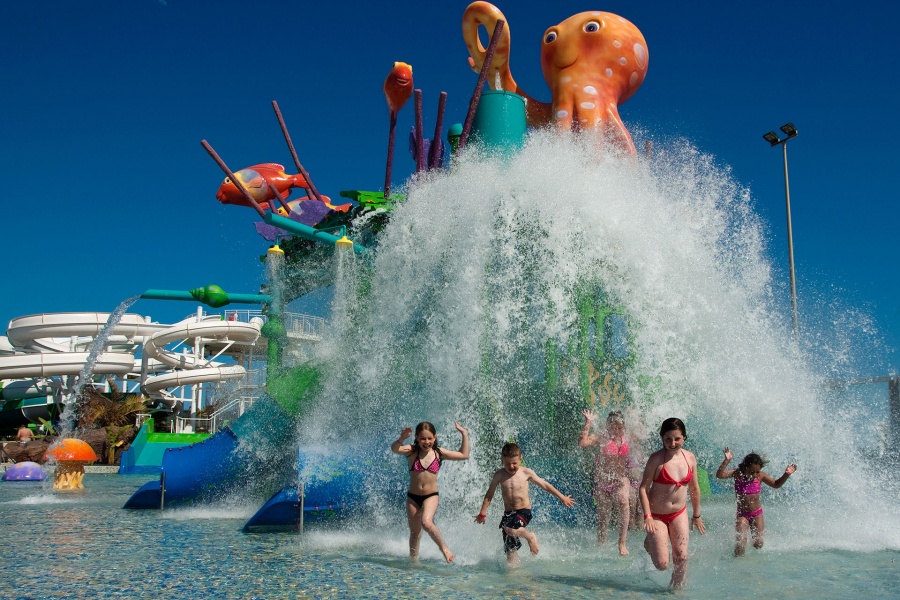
[607,411,625,425]
[411,422,441,456]
[739,452,767,471]
[501,442,521,458]
[658,417,687,440]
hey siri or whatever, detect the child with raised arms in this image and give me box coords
[579,409,634,554]
[716,447,797,556]
[391,421,469,563]
[473,442,576,567]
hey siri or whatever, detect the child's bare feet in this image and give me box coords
[618,541,629,556]
[441,547,455,563]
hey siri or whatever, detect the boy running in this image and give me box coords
[474,442,576,566]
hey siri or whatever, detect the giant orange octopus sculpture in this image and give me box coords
[463,2,648,153]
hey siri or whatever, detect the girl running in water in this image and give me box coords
[579,409,633,555]
[639,417,705,589]
[391,421,469,562]
[716,448,797,556]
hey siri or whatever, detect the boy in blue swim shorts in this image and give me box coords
[474,442,576,567]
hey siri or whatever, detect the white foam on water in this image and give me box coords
[10,493,78,505]
[160,505,257,520]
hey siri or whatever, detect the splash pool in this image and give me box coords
[0,474,896,599]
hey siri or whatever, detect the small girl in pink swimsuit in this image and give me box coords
[715,448,797,557]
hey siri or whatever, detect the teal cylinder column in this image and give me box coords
[471,90,527,152]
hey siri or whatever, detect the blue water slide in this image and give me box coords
[124,396,296,509]
[243,447,403,531]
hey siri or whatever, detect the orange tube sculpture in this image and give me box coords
[45,438,97,490]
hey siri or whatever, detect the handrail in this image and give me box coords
[208,396,257,432]
[223,309,325,340]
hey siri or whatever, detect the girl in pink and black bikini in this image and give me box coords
[579,409,633,554]
[391,421,469,563]
[639,417,705,589]
[716,448,797,556]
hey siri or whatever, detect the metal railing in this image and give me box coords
[209,396,257,432]
[172,415,212,434]
[223,309,325,341]
[170,397,257,434]
[224,309,267,324]
[284,312,325,340]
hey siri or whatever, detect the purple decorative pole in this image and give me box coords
[429,92,447,170]
[272,101,326,205]
[459,19,505,149]
[201,140,266,219]
[414,89,425,173]
[385,110,398,198]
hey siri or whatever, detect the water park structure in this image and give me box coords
[2,4,898,566]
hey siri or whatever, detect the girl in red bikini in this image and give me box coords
[715,448,797,556]
[579,409,633,554]
[391,421,469,563]
[638,417,705,589]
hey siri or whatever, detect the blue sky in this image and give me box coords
[1,1,897,376]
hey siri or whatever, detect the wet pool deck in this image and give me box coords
[0,463,119,473]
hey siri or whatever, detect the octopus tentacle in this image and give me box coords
[462,1,514,91]
[462,2,552,127]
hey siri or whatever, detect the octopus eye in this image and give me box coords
[544,31,557,43]
[584,21,601,33]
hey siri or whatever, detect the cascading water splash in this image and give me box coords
[57,295,140,437]
[298,131,898,552]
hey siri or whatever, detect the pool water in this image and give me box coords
[1,474,897,599]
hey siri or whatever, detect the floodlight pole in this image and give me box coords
[764,125,800,339]
[782,139,798,339]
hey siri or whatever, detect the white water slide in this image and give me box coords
[0,313,169,380]
[140,316,263,396]
[0,312,262,401]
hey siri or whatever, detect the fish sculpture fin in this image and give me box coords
[250,163,286,172]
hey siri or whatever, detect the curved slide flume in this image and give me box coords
[140,317,263,396]
[124,394,297,509]
[0,313,171,380]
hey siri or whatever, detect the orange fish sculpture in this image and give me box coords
[463,2,648,153]
[384,61,414,114]
[216,163,310,211]
[383,61,414,198]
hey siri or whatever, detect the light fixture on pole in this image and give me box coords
[762,122,799,339]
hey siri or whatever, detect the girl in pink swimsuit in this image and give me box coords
[715,448,797,556]
[391,421,469,563]
[639,417,705,589]
[579,409,633,555]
